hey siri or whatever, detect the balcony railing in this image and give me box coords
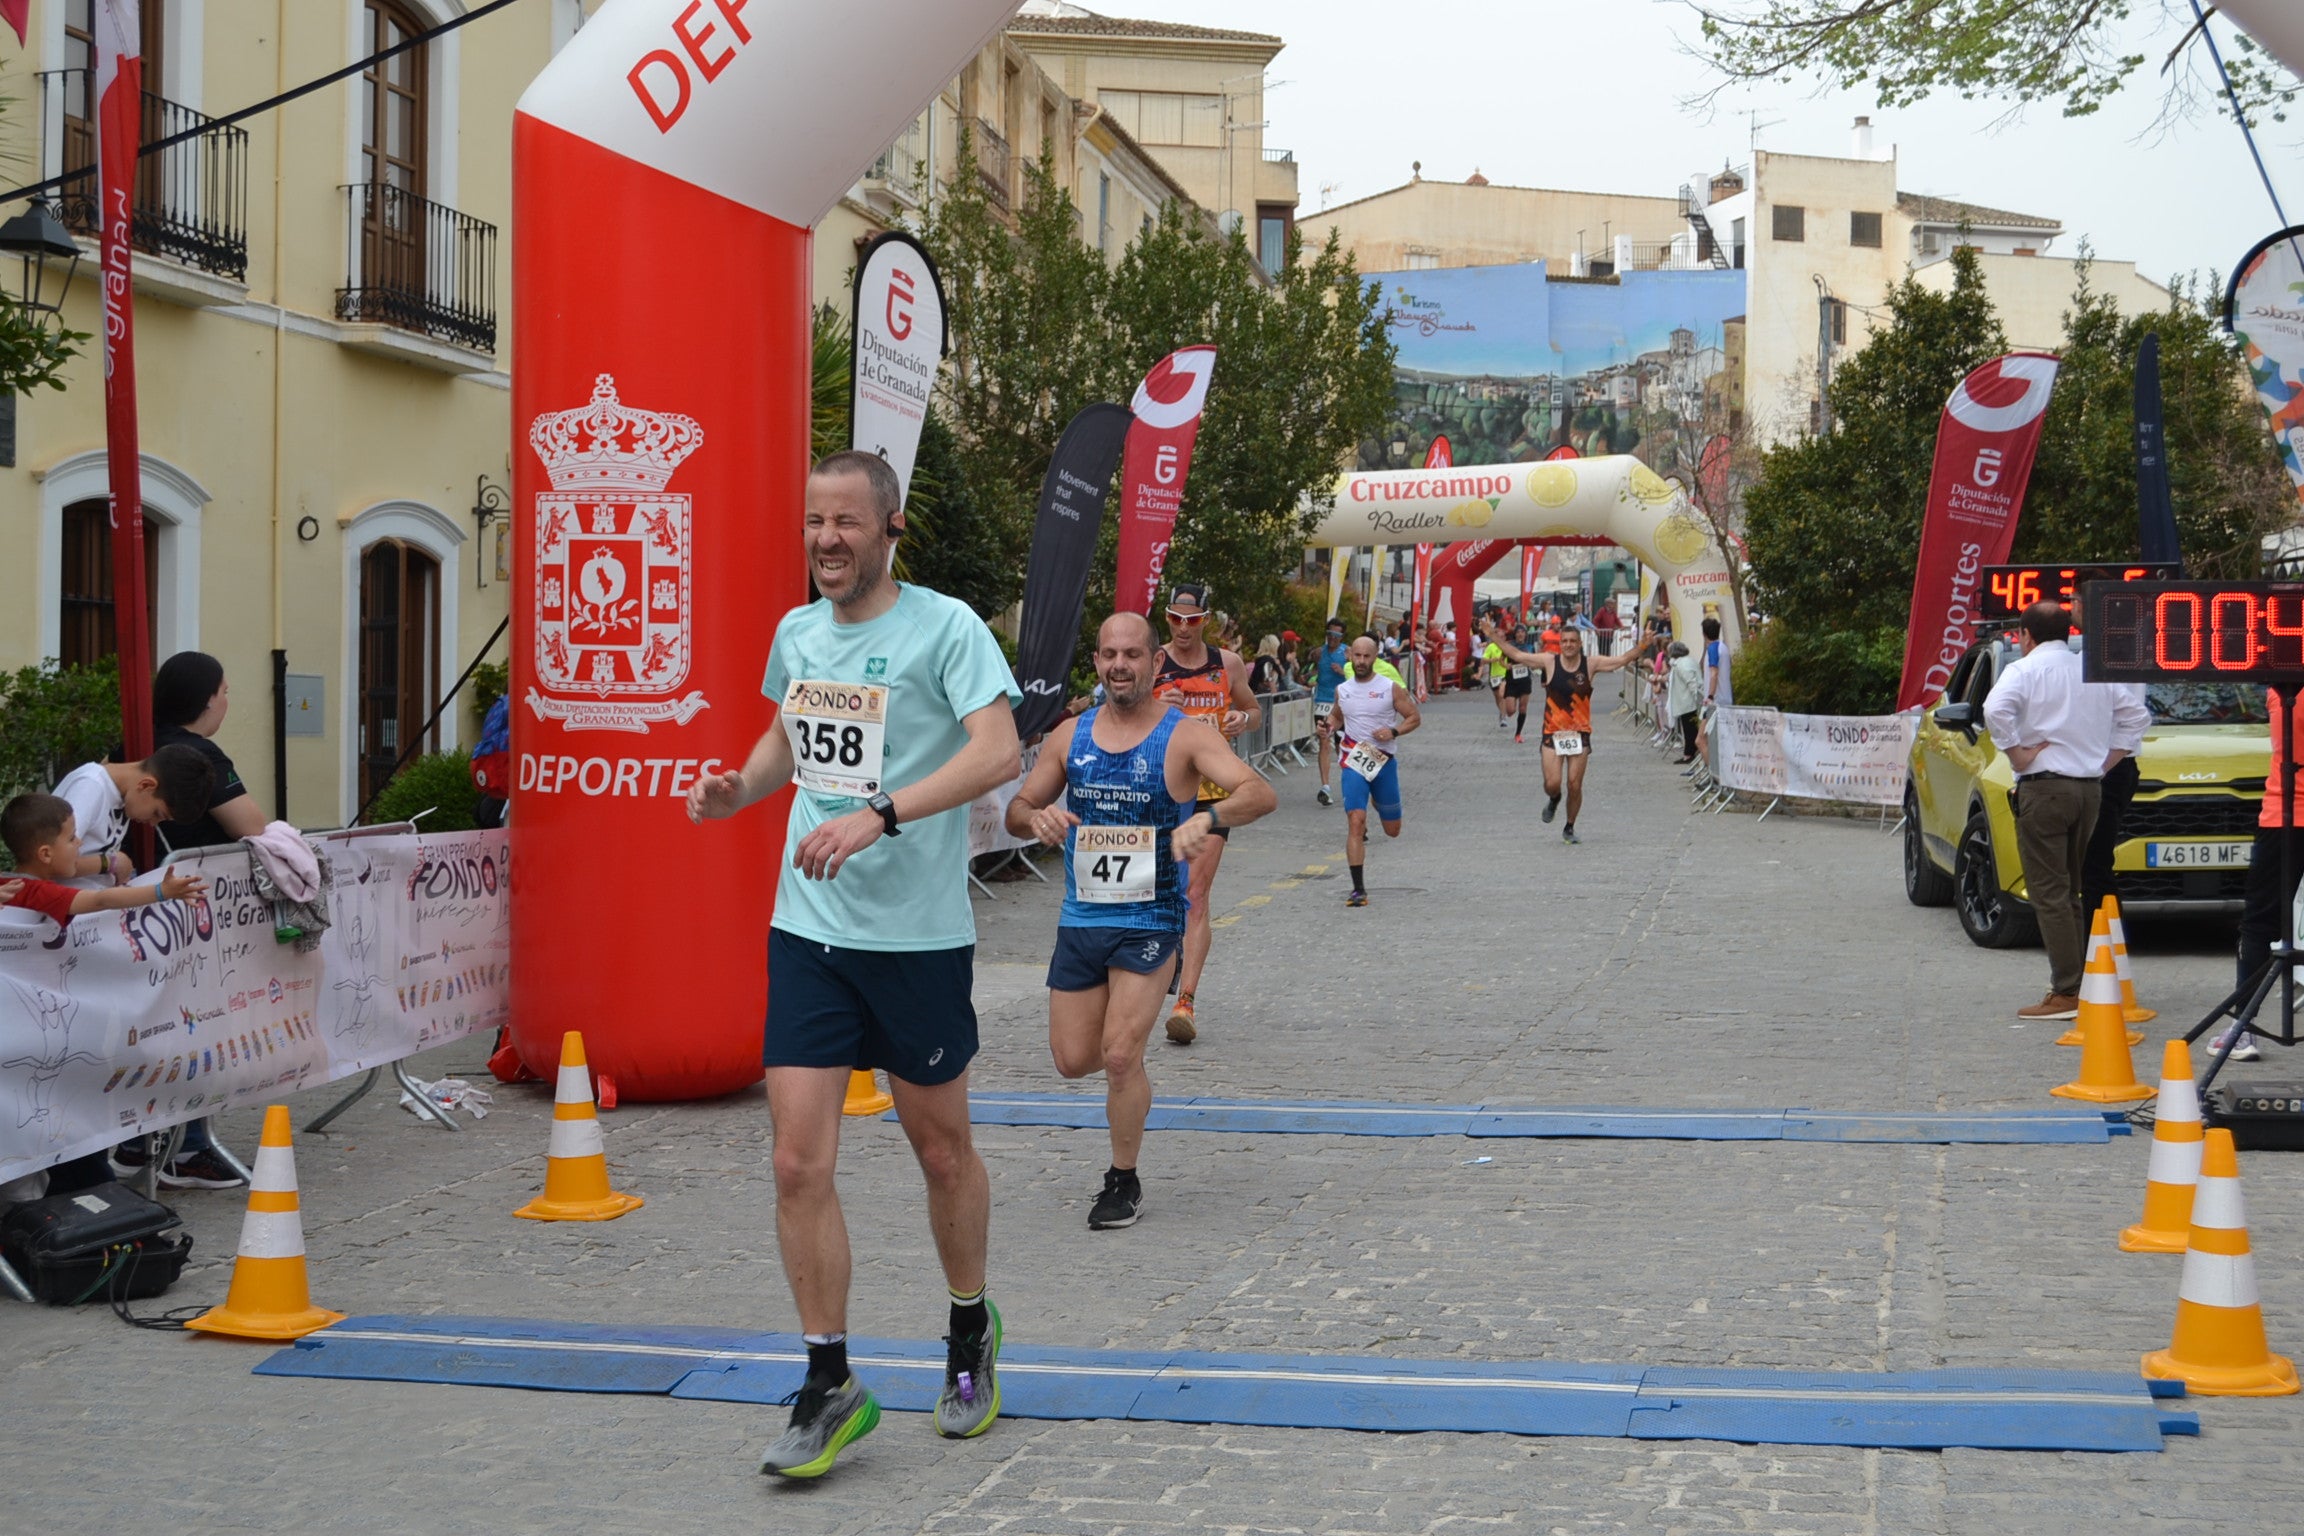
[37,68,249,281]
[865,122,925,200]
[337,182,498,354]
[1262,147,1295,163]
[974,117,1011,206]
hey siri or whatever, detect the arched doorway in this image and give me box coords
[357,538,440,806]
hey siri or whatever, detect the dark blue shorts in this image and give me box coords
[765,928,977,1087]
[1046,926,1182,994]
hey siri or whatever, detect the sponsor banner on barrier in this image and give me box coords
[1712,709,1915,808]
[967,746,1060,860]
[0,832,509,1183]
[1712,707,1789,797]
[1777,713,1916,808]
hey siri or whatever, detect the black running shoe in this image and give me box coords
[1541,796,1560,824]
[1089,1168,1143,1230]
[159,1147,247,1190]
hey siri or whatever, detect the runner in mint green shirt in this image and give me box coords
[689,451,1022,1480]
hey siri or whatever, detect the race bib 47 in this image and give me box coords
[1074,825,1156,903]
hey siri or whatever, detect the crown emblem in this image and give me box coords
[528,373,703,494]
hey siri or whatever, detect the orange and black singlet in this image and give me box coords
[1155,645,1235,802]
[1542,652,1593,736]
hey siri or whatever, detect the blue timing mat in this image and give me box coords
[955,1094,2122,1144]
[257,1315,2197,1453]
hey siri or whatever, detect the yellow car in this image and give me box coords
[1903,634,2268,946]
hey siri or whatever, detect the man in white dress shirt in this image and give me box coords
[1983,602,2153,1020]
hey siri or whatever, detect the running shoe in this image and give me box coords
[156,1147,248,1190]
[1089,1168,1143,1230]
[1317,785,1333,806]
[1345,889,1368,908]
[1562,825,1581,845]
[1498,717,1511,730]
[2210,1029,2264,1063]
[1541,796,1560,824]
[936,1300,1003,1438]
[760,1375,880,1478]
[1165,995,1197,1044]
[1514,733,1524,744]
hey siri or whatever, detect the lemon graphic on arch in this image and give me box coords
[1629,462,1679,504]
[1527,463,1577,508]
[1652,512,1708,567]
[1448,498,1495,528]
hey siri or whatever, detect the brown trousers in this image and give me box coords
[2013,775,2101,996]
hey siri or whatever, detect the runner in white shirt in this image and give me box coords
[1332,636,1420,907]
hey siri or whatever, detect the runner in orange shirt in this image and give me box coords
[1482,616,1650,844]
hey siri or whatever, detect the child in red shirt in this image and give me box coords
[2,792,206,926]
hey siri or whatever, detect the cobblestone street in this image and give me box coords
[6,680,2295,1534]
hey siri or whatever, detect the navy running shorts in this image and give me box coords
[1046,926,1182,993]
[765,928,977,1086]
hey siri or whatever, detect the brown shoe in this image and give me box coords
[2017,993,2081,1021]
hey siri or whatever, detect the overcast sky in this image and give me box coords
[1107,0,2285,293]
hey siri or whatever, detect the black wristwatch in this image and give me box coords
[867,792,901,837]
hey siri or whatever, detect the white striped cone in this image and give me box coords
[2052,946,2153,1102]
[2143,1129,2299,1395]
[2059,915,2140,1045]
[515,1030,642,1222]
[2106,900,2157,1023]
[2121,1040,2203,1253]
[185,1104,344,1340]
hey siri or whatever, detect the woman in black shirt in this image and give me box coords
[152,652,263,852]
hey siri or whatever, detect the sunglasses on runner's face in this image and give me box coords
[1166,610,1206,623]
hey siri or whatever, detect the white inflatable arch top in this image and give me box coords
[1311,455,1739,643]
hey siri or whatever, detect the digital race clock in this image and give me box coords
[2081,580,2304,684]
[1979,562,2181,621]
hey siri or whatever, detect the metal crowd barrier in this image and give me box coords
[1247,688,1314,775]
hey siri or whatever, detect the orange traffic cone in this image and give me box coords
[842,1068,894,1117]
[2059,909,2141,1046]
[185,1105,344,1340]
[2121,1040,2204,1253]
[2142,1128,2300,1395]
[2107,896,2157,1024]
[514,1031,643,1221]
[2052,939,2154,1103]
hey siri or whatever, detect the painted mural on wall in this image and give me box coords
[1362,263,1748,475]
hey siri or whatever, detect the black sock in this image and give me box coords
[1350,863,1365,893]
[1546,793,1560,809]
[1110,1162,1137,1181]
[803,1334,847,1389]
[949,1286,988,1341]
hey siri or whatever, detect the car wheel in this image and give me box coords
[1903,790,1954,907]
[1955,810,2040,949]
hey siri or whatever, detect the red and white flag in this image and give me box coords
[1895,353,2061,712]
[1519,544,1541,615]
[1114,346,1216,613]
[0,2,29,46]
[97,0,150,761]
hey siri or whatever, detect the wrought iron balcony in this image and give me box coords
[974,117,1011,207]
[37,68,249,281]
[337,182,498,354]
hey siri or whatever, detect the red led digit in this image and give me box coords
[2016,570,2041,609]
[2155,591,2202,671]
[1989,571,2019,612]
[2056,568,2079,604]
[2269,594,2304,668]
[2210,592,2259,671]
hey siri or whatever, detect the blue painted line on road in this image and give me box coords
[950,1094,2114,1145]
[257,1315,2195,1452]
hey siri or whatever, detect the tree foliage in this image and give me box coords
[1739,244,2292,713]
[1743,245,2008,638]
[0,656,119,802]
[1691,0,2299,123]
[907,138,1394,644]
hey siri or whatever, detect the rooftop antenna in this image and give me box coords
[1318,179,1343,210]
[1745,109,1785,152]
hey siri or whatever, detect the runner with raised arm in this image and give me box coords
[1481,616,1650,844]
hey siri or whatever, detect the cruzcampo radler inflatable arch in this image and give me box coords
[509,0,1019,1101]
[1309,456,1741,645]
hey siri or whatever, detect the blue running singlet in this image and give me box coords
[1058,706,1194,930]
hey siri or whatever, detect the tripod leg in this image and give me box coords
[2184,956,2280,1045]
[2199,961,2282,1096]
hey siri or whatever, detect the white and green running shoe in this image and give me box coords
[934,1300,1003,1438]
[760,1375,880,1478]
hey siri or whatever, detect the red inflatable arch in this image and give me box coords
[506,1,1019,1101]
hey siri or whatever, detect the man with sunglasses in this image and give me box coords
[1152,582,1262,1044]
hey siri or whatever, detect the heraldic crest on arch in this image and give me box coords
[526,374,712,732]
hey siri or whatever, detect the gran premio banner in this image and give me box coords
[0,831,509,1183]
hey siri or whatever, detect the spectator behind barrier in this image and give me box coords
[49,743,215,890]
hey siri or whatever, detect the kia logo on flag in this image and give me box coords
[1973,448,2003,488]
[886,268,915,341]
[1154,444,1180,485]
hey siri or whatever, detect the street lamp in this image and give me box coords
[0,201,81,467]
[471,472,510,589]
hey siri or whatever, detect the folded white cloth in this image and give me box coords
[400,1077,493,1122]
[245,821,323,902]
